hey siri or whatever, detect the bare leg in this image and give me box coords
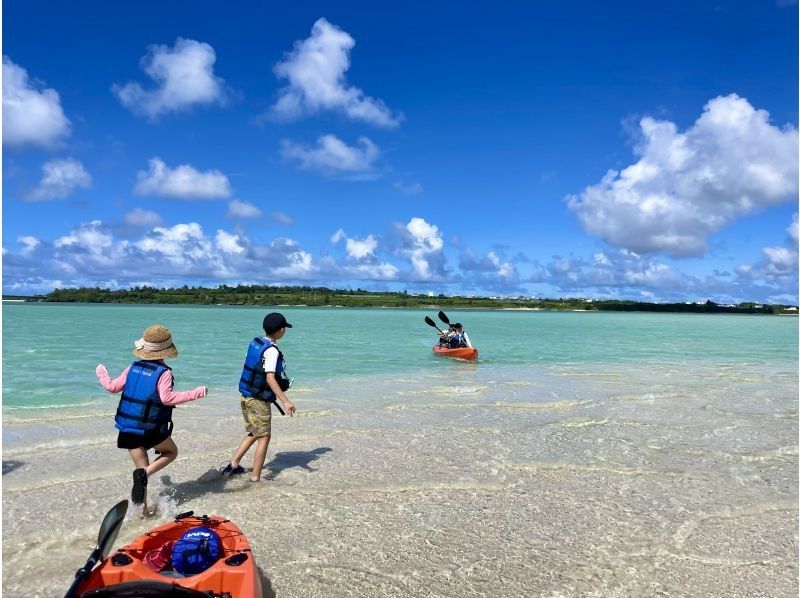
[231,434,257,468]
[251,436,271,481]
[128,447,149,469]
[147,437,178,477]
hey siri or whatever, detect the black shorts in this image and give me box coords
[117,429,172,450]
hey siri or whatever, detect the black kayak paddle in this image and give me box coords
[424,316,445,334]
[437,310,451,325]
[64,499,129,598]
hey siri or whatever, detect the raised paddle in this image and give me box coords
[439,310,473,348]
[65,499,129,598]
[424,316,445,334]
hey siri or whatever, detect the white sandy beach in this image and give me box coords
[3,362,797,597]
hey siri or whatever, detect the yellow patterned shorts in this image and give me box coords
[241,396,272,438]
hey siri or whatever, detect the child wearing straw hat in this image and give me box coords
[96,325,207,510]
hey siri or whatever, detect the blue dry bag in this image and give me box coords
[170,526,222,575]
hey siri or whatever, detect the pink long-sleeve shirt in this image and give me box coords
[96,363,205,406]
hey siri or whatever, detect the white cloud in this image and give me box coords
[394,180,423,195]
[331,229,346,244]
[17,236,40,256]
[404,217,445,280]
[215,230,245,254]
[567,94,799,258]
[124,208,163,228]
[345,235,378,260]
[271,211,293,226]
[788,213,798,243]
[134,158,232,199]
[341,261,399,280]
[113,38,229,119]
[281,134,380,177]
[331,228,377,259]
[55,220,113,252]
[227,199,262,219]
[269,18,401,127]
[28,158,92,201]
[458,249,519,286]
[3,57,71,149]
[762,247,795,269]
[330,229,397,279]
[136,223,208,259]
[459,250,517,281]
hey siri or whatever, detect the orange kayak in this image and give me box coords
[432,345,478,361]
[75,513,263,597]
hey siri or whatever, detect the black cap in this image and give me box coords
[454,323,463,329]
[263,312,293,334]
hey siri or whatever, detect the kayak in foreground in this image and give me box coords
[432,345,478,361]
[73,511,263,598]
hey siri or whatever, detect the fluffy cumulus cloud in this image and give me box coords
[113,38,229,119]
[3,220,321,288]
[529,230,798,304]
[331,229,398,280]
[134,158,232,199]
[459,250,519,285]
[226,199,262,219]
[734,214,799,302]
[567,94,799,258]
[400,217,447,281]
[3,57,71,149]
[537,249,706,300]
[269,18,401,127]
[28,158,92,201]
[281,134,380,177]
[332,228,377,259]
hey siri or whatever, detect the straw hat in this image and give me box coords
[133,325,178,360]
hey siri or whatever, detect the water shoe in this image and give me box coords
[222,463,245,476]
[132,468,148,504]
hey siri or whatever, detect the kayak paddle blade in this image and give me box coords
[65,500,129,598]
[424,316,437,328]
[98,500,128,559]
[437,310,450,325]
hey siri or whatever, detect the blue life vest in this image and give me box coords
[449,333,466,348]
[238,337,288,409]
[115,360,173,436]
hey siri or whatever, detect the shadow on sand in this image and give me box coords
[157,447,333,505]
[259,566,277,598]
[2,460,24,475]
[267,447,332,479]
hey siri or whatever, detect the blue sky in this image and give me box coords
[3,1,798,302]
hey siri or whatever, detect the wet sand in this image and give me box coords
[3,363,798,597]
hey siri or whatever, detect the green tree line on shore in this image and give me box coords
[7,285,794,314]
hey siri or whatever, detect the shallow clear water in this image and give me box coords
[2,304,798,597]
[3,303,797,409]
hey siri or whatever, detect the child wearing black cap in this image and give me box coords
[224,312,296,482]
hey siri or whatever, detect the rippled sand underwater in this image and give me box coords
[3,361,798,597]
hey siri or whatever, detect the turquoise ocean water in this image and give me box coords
[3,303,797,410]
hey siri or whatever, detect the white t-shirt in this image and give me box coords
[262,340,280,373]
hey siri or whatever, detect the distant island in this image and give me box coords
[3,285,797,315]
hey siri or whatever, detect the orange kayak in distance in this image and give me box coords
[75,512,263,597]
[432,345,478,361]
